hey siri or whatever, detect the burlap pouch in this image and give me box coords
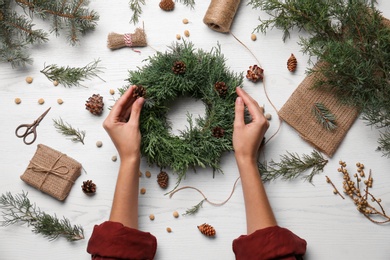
[278,63,360,157]
[20,144,82,201]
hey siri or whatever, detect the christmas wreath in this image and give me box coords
[120,41,243,183]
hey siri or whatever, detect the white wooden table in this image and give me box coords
[1,1,389,259]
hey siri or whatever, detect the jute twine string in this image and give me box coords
[203,0,241,33]
[28,154,72,190]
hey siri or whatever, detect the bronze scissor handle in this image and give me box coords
[15,107,51,145]
[15,122,38,145]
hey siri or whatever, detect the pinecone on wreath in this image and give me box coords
[172,61,186,75]
[86,94,104,115]
[133,85,146,99]
[246,65,264,83]
[157,171,169,189]
[197,223,216,237]
[82,180,96,194]
[214,81,228,97]
[212,126,225,138]
[159,0,175,11]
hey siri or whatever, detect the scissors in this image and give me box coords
[15,107,51,145]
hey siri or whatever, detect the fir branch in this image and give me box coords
[129,0,145,25]
[40,59,104,87]
[249,0,390,157]
[312,102,337,131]
[53,117,85,144]
[183,199,205,216]
[0,191,84,241]
[260,150,329,183]
[377,130,390,158]
[177,0,195,9]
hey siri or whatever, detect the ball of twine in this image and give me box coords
[203,0,241,33]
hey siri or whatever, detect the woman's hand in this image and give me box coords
[102,85,145,160]
[233,87,269,162]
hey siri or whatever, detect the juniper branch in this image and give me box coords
[260,150,329,183]
[53,117,85,144]
[129,0,145,25]
[183,199,205,216]
[40,59,104,87]
[0,191,84,241]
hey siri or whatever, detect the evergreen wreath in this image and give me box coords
[120,41,243,184]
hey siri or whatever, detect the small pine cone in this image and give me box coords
[86,94,104,115]
[133,85,146,99]
[157,171,169,189]
[159,0,175,11]
[246,65,264,83]
[172,61,186,75]
[197,223,216,237]
[287,53,297,72]
[214,82,228,97]
[82,180,96,194]
[212,126,225,138]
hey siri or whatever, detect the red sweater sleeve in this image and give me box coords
[87,221,157,260]
[232,226,307,260]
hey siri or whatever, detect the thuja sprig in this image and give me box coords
[312,102,337,131]
[260,150,329,183]
[327,161,390,224]
[0,191,84,241]
[40,59,105,87]
[183,199,205,216]
[53,118,86,144]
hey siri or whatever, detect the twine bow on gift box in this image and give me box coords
[27,154,74,190]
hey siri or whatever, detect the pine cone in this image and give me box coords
[212,126,225,138]
[287,53,297,72]
[159,0,175,11]
[172,61,186,75]
[133,85,146,99]
[246,65,264,83]
[86,94,104,115]
[157,171,169,189]
[197,223,216,237]
[214,82,228,97]
[82,180,96,194]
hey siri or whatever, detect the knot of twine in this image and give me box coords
[28,154,73,190]
[123,33,133,47]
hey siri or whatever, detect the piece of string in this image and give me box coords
[229,31,282,145]
[169,176,241,207]
[28,154,73,190]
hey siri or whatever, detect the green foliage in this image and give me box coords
[0,191,84,241]
[53,117,86,144]
[40,59,104,87]
[259,150,329,183]
[183,199,205,216]
[129,0,195,25]
[249,0,390,156]
[120,41,243,184]
[0,0,98,67]
[312,102,337,131]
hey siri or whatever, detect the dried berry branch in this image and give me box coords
[325,176,345,199]
[53,117,86,144]
[40,59,104,87]
[313,102,337,131]
[328,161,390,224]
[0,191,84,241]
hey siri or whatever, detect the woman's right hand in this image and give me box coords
[102,85,145,160]
[233,87,269,163]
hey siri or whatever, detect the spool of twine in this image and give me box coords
[203,0,241,33]
[107,28,147,50]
